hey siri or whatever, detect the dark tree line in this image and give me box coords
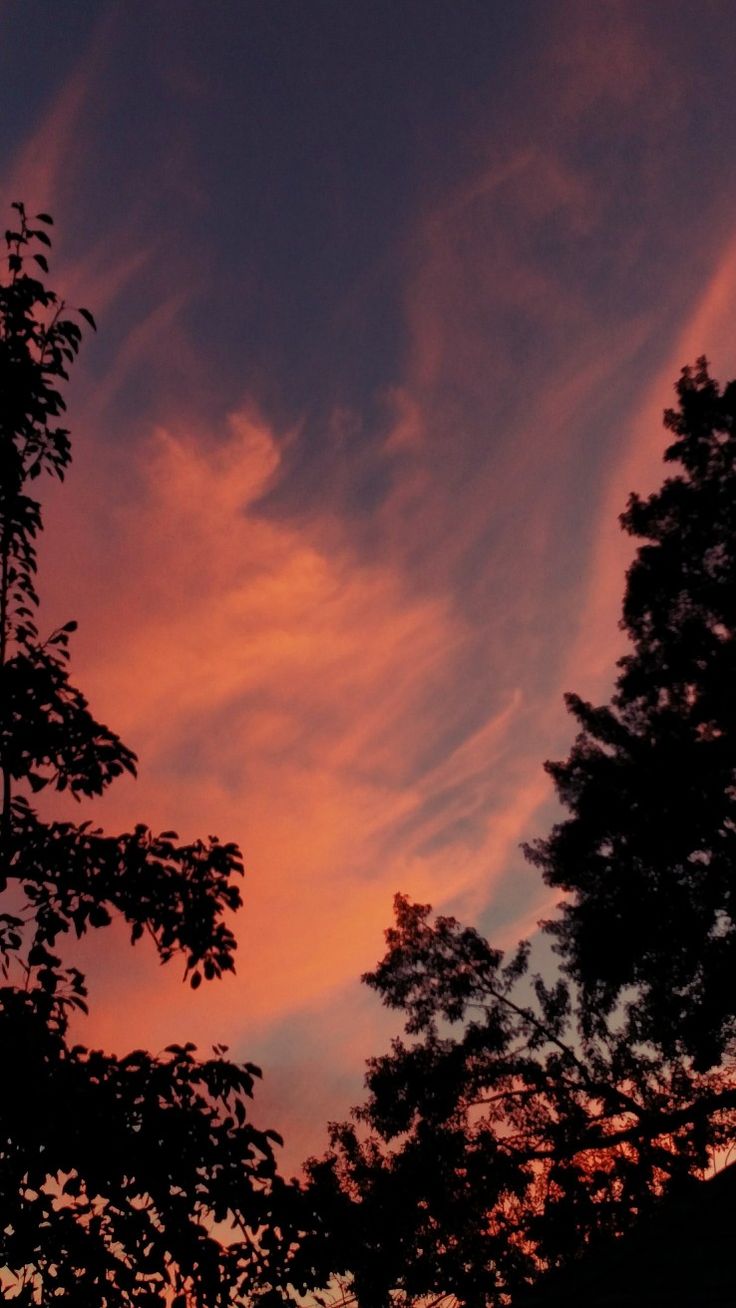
[4,202,736,1307]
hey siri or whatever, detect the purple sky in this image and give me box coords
[4,0,736,1168]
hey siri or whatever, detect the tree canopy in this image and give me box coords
[0,205,308,1305]
[304,359,736,1308]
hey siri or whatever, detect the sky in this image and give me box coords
[4,0,736,1171]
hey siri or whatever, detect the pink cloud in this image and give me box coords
[15,3,736,1166]
[568,230,736,702]
[3,9,115,214]
[50,408,542,1060]
[36,132,677,1080]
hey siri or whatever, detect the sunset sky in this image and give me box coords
[4,0,736,1170]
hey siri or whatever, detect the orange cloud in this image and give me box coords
[17,2,736,1168]
[40,130,696,1091]
[50,408,546,1062]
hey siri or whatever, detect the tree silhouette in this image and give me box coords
[0,205,308,1305]
[528,358,736,1071]
[304,362,736,1308]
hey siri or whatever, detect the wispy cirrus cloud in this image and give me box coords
[8,0,736,1169]
[569,229,736,701]
[56,409,538,1036]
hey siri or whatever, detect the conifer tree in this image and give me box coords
[528,358,736,1070]
[304,360,736,1308]
[0,205,306,1306]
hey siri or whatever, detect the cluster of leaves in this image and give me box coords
[0,992,304,1305]
[0,205,310,1304]
[304,361,736,1307]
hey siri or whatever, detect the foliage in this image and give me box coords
[305,897,736,1307]
[0,204,307,1304]
[528,358,736,1070]
[304,361,736,1307]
